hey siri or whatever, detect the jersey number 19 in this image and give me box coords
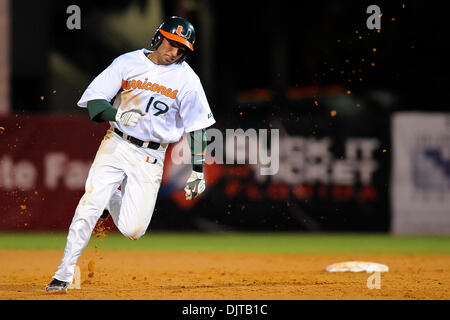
[146,97,169,116]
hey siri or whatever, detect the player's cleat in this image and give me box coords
[100,209,110,220]
[45,278,69,294]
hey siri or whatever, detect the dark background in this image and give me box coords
[5,0,449,231]
[11,0,449,115]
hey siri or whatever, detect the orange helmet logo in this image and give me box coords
[176,25,192,39]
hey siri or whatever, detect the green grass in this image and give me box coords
[0,232,450,254]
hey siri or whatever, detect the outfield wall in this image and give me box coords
[391,112,450,234]
[0,112,389,232]
[1,112,448,233]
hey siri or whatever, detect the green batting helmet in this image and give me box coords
[150,16,196,61]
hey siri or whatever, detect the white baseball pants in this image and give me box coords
[53,127,166,283]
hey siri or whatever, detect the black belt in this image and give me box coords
[114,128,161,150]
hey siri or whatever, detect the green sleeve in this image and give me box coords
[87,99,118,123]
[188,128,207,173]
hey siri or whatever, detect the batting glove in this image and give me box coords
[184,170,206,200]
[115,108,146,127]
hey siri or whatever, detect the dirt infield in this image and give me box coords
[0,250,449,300]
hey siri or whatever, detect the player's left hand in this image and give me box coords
[184,170,206,200]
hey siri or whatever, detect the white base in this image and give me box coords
[326,261,389,273]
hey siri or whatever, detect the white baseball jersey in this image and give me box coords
[77,48,216,142]
[53,49,215,284]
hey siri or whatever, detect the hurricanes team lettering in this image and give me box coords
[122,78,178,99]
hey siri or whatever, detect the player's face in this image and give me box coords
[154,38,187,65]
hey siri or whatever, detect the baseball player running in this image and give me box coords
[46,16,215,293]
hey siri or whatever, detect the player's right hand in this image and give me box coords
[115,108,146,127]
[184,170,206,200]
